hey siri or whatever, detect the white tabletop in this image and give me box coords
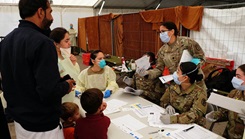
[74,88,225,139]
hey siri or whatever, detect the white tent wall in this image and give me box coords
[190,7,245,69]
[0,5,94,36]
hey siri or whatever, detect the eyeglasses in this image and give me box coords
[160,30,169,33]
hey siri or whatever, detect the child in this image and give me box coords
[75,88,110,139]
[61,102,81,139]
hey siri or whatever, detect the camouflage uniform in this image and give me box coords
[132,73,165,105]
[160,83,207,125]
[212,89,245,139]
[147,36,206,89]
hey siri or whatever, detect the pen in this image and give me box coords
[148,129,164,134]
[183,126,194,132]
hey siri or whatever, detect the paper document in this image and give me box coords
[111,114,147,133]
[169,124,224,139]
[179,50,193,64]
[159,75,173,84]
[207,93,245,114]
[135,55,150,73]
[148,113,190,130]
[131,103,164,118]
[104,99,128,115]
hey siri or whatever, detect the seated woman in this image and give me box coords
[50,27,80,102]
[76,50,119,98]
[160,61,207,125]
[124,52,165,105]
[206,64,245,139]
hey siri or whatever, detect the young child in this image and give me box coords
[61,102,81,139]
[75,88,110,139]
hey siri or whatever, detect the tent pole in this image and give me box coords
[155,0,163,10]
[98,0,105,15]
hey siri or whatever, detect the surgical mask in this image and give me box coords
[160,31,170,43]
[172,67,198,85]
[60,47,71,58]
[231,77,245,90]
[173,72,182,85]
[99,59,106,69]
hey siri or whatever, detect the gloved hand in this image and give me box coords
[191,58,201,65]
[160,114,171,124]
[123,76,133,86]
[75,90,81,98]
[165,105,176,115]
[138,68,148,77]
[124,87,143,96]
[238,109,245,124]
[205,111,218,122]
[104,90,111,98]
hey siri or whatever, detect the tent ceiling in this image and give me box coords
[0,0,244,9]
[94,0,245,10]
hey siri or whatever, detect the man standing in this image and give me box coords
[0,0,75,139]
[68,23,79,55]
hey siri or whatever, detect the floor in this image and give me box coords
[6,54,226,138]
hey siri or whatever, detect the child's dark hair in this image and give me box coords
[180,62,203,84]
[60,102,79,121]
[80,88,103,114]
[89,50,103,66]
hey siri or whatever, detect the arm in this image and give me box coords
[148,46,165,79]
[75,69,87,93]
[34,41,69,103]
[105,66,119,93]
[160,87,171,108]
[170,88,207,124]
[187,38,206,66]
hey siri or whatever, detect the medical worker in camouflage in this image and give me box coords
[138,21,206,89]
[206,64,245,139]
[124,52,165,105]
[160,62,207,125]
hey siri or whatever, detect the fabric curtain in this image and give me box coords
[77,18,86,51]
[113,15,123,56]
[139,6,203,31]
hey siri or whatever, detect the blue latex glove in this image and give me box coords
[191,58,201,65]
[75,90,81,98]
[104,90,111,98]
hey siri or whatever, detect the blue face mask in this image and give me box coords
[99,59,106,69]
[160,31,170,43]
[172,71,182,85]
[231,77,245,90]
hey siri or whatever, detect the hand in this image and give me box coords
[104,90,111,98]
[205,111,218,122]
[138,68,148,77]
[191,58,201,65]
[66,79,76,93]
[123,76,133,86]
[165,105,176,115]
[238,109,245,124]
[70,54,77,65]
[160,114,171,124]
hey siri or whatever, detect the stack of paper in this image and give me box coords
[104,99,128,115]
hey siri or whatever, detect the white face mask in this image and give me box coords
[160,31,170,43]
[60,47,71,58]
[231,77,245,90]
